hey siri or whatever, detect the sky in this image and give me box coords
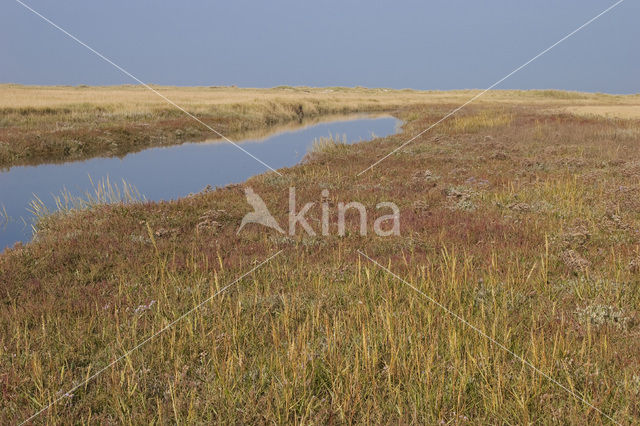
[1,0,638,94]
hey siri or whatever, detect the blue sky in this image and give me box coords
[1,0,638,93]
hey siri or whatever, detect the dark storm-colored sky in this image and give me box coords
[1,0,638,93]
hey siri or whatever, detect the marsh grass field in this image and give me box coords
[2,87,640,423]
[1,84,639,168]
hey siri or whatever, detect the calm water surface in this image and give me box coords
[0,115,399,250]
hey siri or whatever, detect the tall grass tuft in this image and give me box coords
[309,133,349,154]
[28,175,144,222]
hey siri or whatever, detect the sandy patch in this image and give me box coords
[565,105,640,119]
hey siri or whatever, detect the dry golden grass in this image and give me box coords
[0,84,426,112]
[565,105,640,119]
[2,84,637,111]
[448,109,514,133]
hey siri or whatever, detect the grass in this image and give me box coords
[447,109,514,133]
[28,176,144,236]
[29,176,143,216]
[309,133,349,154]
[2,91,640,423]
